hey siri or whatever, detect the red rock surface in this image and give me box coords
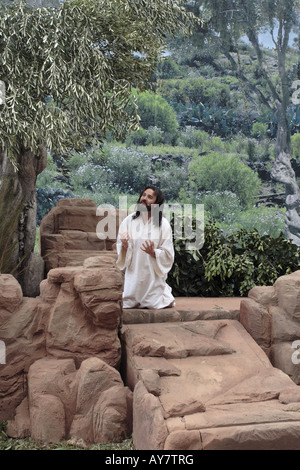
[121,317,300,450]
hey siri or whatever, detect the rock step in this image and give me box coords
[121,297,300,450]
[122,297,242,324]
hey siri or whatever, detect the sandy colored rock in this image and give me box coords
[79,294,121,329]
[200,422,300,450]
[39,279,60,303]
[139,369,161,396]
[279,386,300,404]
[83,253,118,268]
[28,357,77,432]
[248,285,278,307]
[161,396,206,419]
[73,268,123,293]
[272,342,300,385]
[133,356,181,377]
[30,393,66,443]
[0,250,123,422]
[122,320,235,360]
[6,397,30,439]
[271,306,300,342]
[0,274,23,313]
[240,298,271,349]
[70,358,131,444]
[164,430,202,450]
[122,318,300,450]
[133,381,169,450]
[8,357,132,445]
[93,384,132,444]
[39,199,126,272]
[274,271,300,319]
[46,281,121,366]
[75,357,123,414]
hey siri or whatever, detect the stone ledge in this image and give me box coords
[122,297,242,324]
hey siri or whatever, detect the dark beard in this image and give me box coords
[138,201,151,212]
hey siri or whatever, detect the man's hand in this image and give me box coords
[141,240,156,258]
[120,232,130,250]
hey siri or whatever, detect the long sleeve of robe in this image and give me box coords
[116,214,175,309]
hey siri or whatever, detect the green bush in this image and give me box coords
[125,128,148,147]
[145,126,164,146]
[220,205,285,238]
[69,146,152,195]
[198,191,242,222]
[159,77,232,108]
[188,152,261,208]
[103,146,152,193]
[155,57,181,79]
[291,133,300,160]
[135,90,178,134]
[251,122,268,139]
[155,162,189,201]
[168,220,300,297]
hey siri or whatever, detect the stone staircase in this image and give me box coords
[120,297,300,450]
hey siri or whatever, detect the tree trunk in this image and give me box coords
[271,102,300,245]
[0,146,47,293]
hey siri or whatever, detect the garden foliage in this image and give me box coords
[168,219,300,297]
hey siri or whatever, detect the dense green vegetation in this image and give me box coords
[169,220,300,297]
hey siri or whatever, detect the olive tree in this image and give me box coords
[0,0,196,292]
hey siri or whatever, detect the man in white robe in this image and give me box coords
[116,186,175,309]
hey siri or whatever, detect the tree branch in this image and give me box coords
[221,47,274,111]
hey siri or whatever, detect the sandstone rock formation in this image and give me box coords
[6,357,132,444]
[121,317,300,450]
[0,253,132,444]
[39,198,127,273]
[240,270,300,385]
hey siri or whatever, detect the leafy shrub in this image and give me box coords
[145,126,164,146]
[135,90,178,134]
[188,152,261,208]
[36,154,70,190]
[160,77,232,108]
[103,147,152,193]
[125,128,148,147]
[198,191,242,222]
[177,127,210,149]
[69,147,152,195]
[291,133,300,160]
[168,220,300,297]
[220,205,285,238]
[251,122,268,139]
[155,58,181,79]
[155,162,189,201]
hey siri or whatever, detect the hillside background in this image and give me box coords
[36,32,300,239]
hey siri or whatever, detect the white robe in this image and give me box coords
[116,213,175,309]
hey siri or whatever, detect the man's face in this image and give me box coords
[139,188,157,211]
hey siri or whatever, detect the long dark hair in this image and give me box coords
[132,185,164,227]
